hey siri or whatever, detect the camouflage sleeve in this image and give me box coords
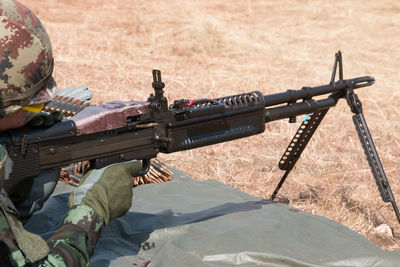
[33,205,104,267]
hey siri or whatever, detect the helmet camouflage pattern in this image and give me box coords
[0,0,56,118]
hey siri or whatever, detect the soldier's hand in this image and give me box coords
[67,160,142,224]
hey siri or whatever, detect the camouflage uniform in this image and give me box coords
[0,0,104,265]
[0,150,104,266]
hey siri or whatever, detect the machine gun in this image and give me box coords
[1,51,399,223]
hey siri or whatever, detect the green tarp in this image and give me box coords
[26,168,400,266]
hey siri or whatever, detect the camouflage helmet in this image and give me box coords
[0,0,56,118]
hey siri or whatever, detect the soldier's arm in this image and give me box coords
[34,160,140,266]
[34,205,104,267]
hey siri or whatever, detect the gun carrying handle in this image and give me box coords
[135,158,151,177]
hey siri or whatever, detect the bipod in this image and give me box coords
[270,51,400,224]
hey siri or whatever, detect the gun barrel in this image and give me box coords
[263,76,374,107]
[264,97,336,123]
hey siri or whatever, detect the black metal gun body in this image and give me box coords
[2,52,398,223]
[0,74,372,192]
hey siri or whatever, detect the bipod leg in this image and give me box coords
[270,109,329,200]
[271,51,341,201]
[347,89,400,223]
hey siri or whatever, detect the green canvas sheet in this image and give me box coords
[26,168,400,266]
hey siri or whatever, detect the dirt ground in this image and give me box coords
[22,0,400,250]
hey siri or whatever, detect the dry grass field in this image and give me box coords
[22,0,400,250]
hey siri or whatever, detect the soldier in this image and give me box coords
[0,0,141,265]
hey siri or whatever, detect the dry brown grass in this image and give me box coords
[22,0,400,250]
